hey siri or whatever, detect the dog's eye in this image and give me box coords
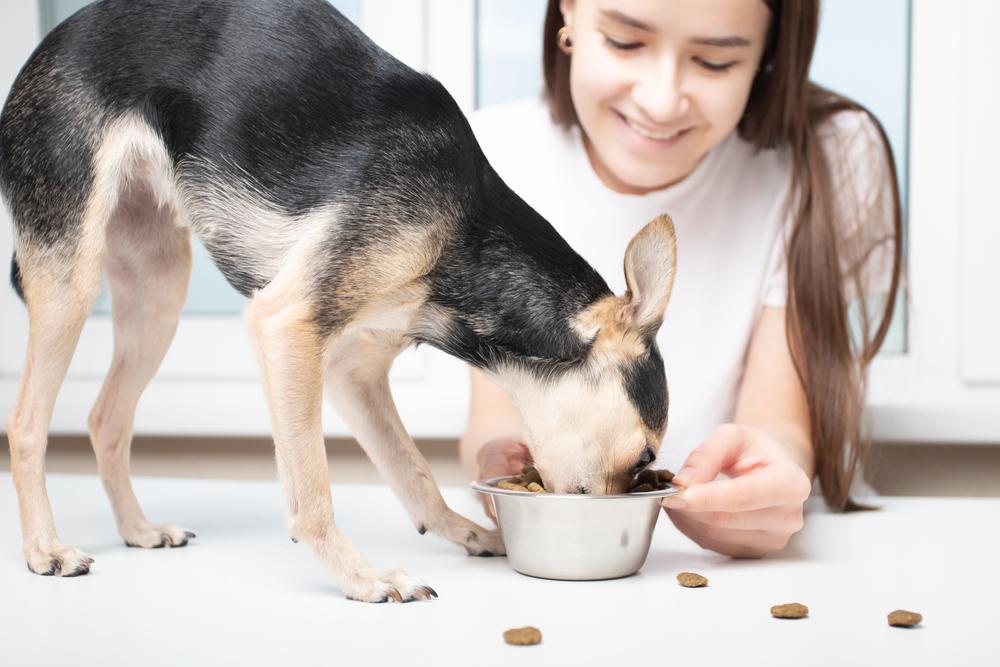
[629,446,655,475]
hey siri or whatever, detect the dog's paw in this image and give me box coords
[463,527,506,557]
[341,567,438,603]
[431,510,506,557]
[24,541,95,577]
[122,522,196,549]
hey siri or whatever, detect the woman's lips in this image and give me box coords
[618,111,692,147]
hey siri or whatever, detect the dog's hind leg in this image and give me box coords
[86,183,195,549]
[7,236,104,576]
[324,334,505,558]
[245,247,437,603]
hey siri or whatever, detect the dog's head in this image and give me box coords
[504,215,677,494]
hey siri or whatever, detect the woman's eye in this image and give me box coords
[695,57,736,72]
[604,35,643,51]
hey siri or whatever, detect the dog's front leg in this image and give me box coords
[325,335,504,558]
[245,295,435,603]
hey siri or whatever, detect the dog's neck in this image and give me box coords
[413,168,612,377]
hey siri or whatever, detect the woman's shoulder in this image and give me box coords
[819,107,899,298]
[468,94,572,168]
[468,94,552,138]
[467,94,577,203]
[816,107,895,210]
[817,109,892,187]
[818,107,885,150]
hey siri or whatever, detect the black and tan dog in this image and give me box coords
[1,0,677,602]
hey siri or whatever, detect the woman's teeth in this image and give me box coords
[626,118,686,141]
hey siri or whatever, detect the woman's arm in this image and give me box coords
[732,305,814,478]
[458,368,525,479]
[459,368,532,523]
[662,306,814,558]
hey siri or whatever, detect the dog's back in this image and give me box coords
[1,0,480,299]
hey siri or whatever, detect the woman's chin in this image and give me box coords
[605,161,689,194]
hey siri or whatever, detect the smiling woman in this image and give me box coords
[462,0,904,558]
[558,2,771,193]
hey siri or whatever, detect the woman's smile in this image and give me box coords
[616,110,694,148]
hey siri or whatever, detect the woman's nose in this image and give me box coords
[632,62,689,125]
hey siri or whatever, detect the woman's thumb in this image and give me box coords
[671,423,748,487]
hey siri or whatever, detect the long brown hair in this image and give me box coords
[542,0,904,511]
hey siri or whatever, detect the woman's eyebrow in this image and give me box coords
[690,35,752,48]
[598,10,752,48]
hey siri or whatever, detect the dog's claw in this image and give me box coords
[122,523,194,549]
[25,543,94,577]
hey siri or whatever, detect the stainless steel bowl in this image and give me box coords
[470,476,680,581]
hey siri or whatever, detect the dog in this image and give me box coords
[1,0,677,602]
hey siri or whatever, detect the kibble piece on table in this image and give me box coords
[771,603,809,619]
[503,626,543,646]
[676,572,709,588]
[887,610,922,627]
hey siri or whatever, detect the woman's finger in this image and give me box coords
[672,424,752,487]
[665,508,784,558]
[666,503,804,533]
[666,461,810,513]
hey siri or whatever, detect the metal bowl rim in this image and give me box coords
[470,476,680,500]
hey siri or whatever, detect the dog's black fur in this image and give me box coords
[2,0,622,376]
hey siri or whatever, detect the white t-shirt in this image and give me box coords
[468,94,894,474]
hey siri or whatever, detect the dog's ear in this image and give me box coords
[623,214,677,336]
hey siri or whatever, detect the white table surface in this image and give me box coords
[1,471,997,666]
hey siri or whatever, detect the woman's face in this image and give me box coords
[561,0,771,194]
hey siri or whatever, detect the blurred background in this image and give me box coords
[1,0,998,496]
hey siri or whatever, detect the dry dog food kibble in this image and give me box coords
[635,469,660,486]
[887,610,922,627]
[497,481,529,492]
[771,603,809,619]
[626,468,675,493]
[503,626,543,646]
[494,465,675,494]
[521,465,544,486]
[677,572,709,588]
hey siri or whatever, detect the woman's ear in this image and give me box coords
[623,214,678,336]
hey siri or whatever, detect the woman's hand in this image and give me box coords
[661,423,813,558]
[475,438,532,524]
